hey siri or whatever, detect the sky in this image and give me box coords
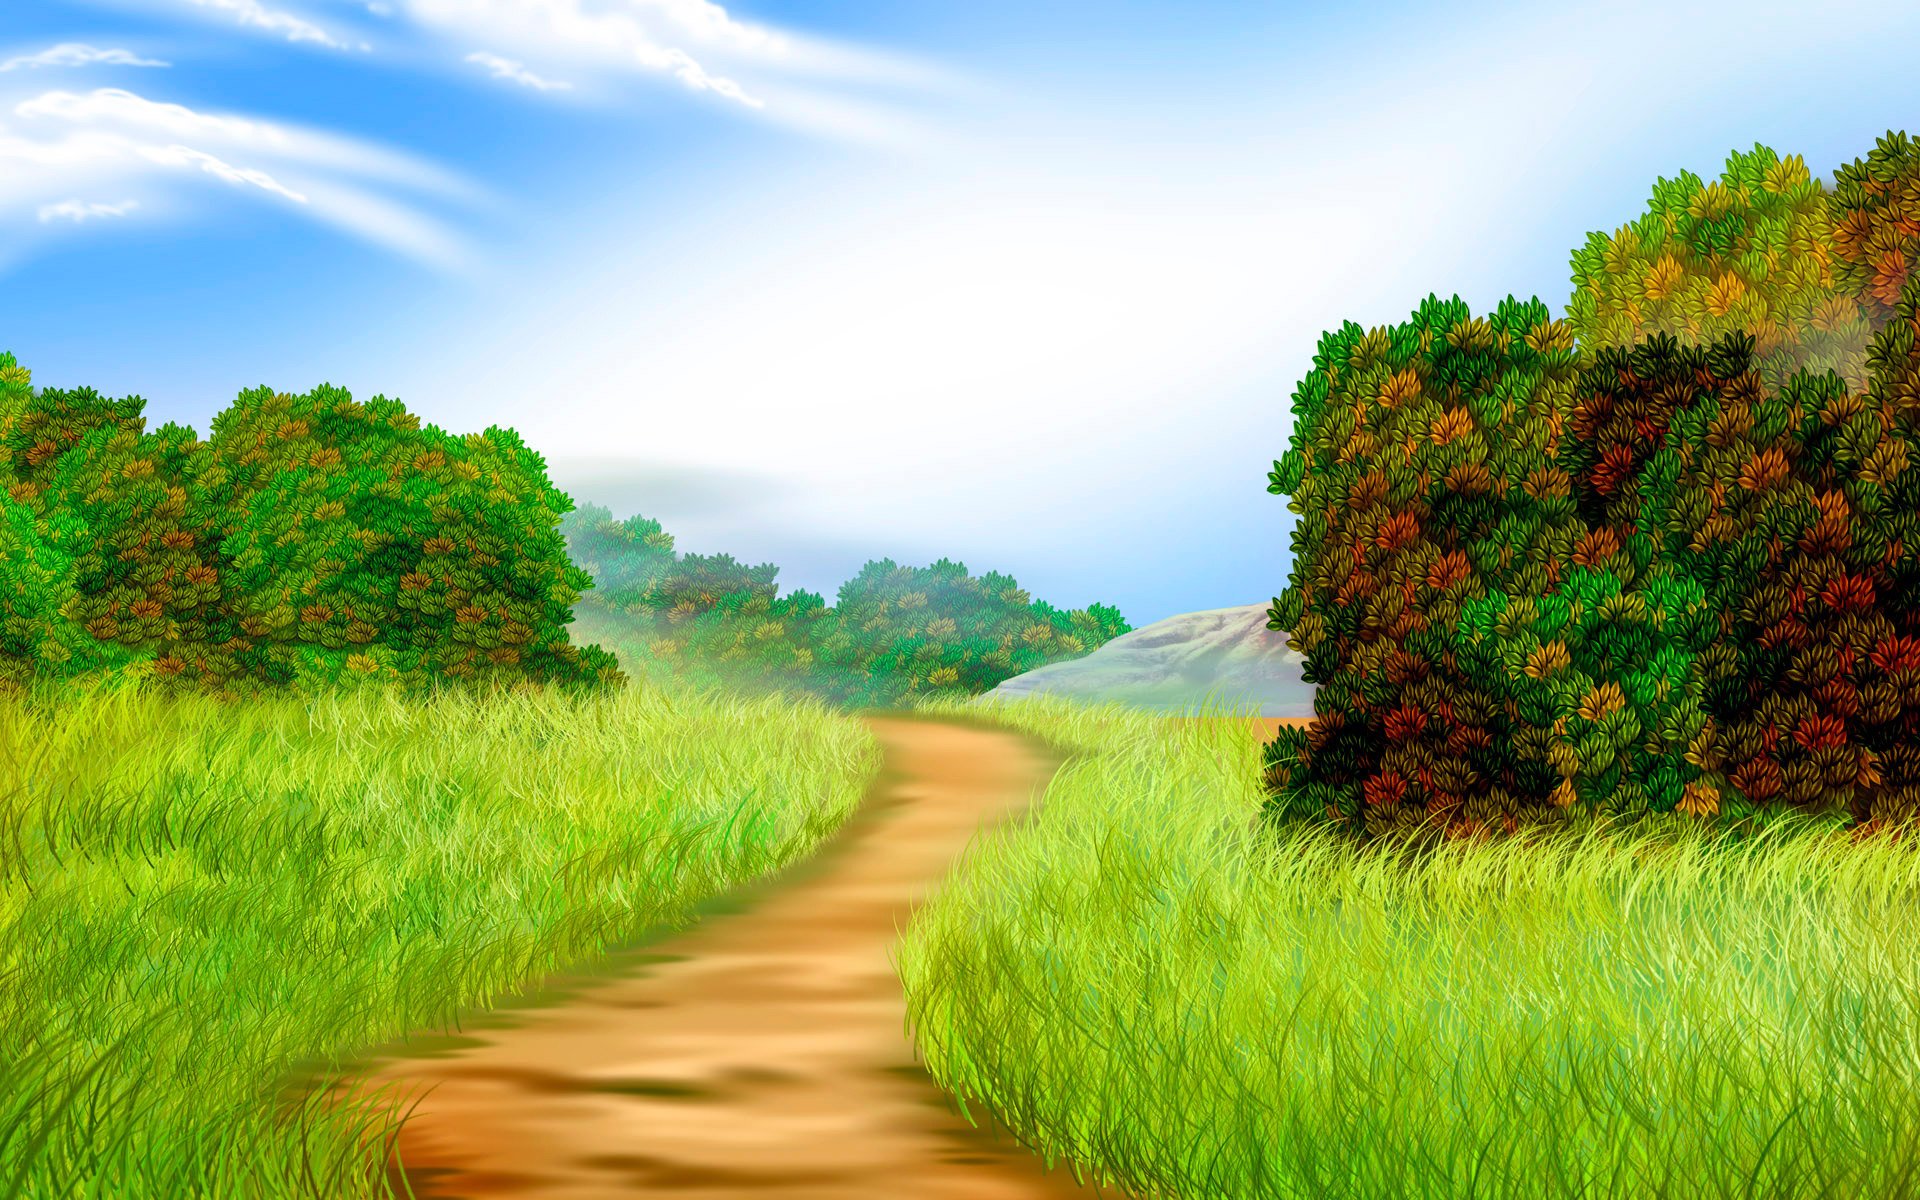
[3,0,1918,631]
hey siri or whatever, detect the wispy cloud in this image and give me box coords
[623,0,785,56]
[0,87,474,269]
[17,88,294,147]
[466,51,572,90]
[173,0,370,50]
[12,88,478,197]
[96,0,947,132]
[137,144,309,201]
[406,0,760,106]
[38,198,141,222]
[0,44,172,72]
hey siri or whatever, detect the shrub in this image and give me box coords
[196,383,622,692]
[558,502,678,603]
[561,508,1133,710]
[1565,143,1875,393]
[45,420,239,686]
[1829,130,1920,323]
[1645,278,1920,828]
[0,371,147,517]
[0,494,104,688]
[0,354,132,685]
[1260,294,1588,839]
[1269,132,1920,843]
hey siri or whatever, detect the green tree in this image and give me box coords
[197,383,621,691]
[46,420,237,686]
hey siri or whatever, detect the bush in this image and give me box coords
[561,505,1134,709]
[1829,130,1920,323]
[1260,293,1588,839]
[45,420,239,686]
[1565,143,1875,393]
[1267,131,1920,843]
[1645,279,1920,828]
[196,383,622,691]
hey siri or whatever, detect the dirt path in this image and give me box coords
[335,715,1115,1200]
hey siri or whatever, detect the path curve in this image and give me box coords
[337,715,1110,1200]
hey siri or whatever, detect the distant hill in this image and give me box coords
[969,602,1313,717]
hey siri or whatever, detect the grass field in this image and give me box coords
[0,675,881,1199]
[14,668,1920,1200]
[898,690,1920,1200]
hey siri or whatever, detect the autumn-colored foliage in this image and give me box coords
[46,419,238,686]
[1266,129,1920,841]
[1565,143,1876,394]
[1829,130,1920,323]
[1260,293,1589,838]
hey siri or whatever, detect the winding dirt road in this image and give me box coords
[334,713,1298,1198]
[337,715,1117,1199]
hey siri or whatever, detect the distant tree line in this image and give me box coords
[559,502,1132,709]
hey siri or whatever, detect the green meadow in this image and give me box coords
[8,670,1920,1198]
[0,675,880,1198]
[900,691,1920,1200]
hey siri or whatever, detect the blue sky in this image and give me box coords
[3,0,1918,629]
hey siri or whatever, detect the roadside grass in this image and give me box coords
[898,689,1920,1200]
[0,674,881,1199]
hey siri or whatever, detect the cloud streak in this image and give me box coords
[405,0,761,106]
[1,87,473,269]
[0,44,172,71]
[38,198,141,222]
[172,0,369,50]
[466,51,572,90]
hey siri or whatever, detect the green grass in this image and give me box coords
[898,689,1920,1200]
[17,665,1920,1200]
[0,674,882,1199]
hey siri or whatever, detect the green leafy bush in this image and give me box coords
[562,509,1132,709]
[0,494,109,688]
[196,383,622,691]
[46,419,238,686]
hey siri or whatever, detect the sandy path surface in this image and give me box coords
[333,715,1119,1200]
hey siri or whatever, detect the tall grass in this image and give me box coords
[0,674,881,1198]
[899,690,1920,1200]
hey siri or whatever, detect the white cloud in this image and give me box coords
[623,0,785,56]
[18,88,292,147]
[37,198,141,222]
[13,88,479,198]
[466,51,572,90]
[174,0,369,50]
[0,44,172,71]
[136,144,309,201]
[407,0,759,105]
[89,0,949,130]
[0,87,474,269]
